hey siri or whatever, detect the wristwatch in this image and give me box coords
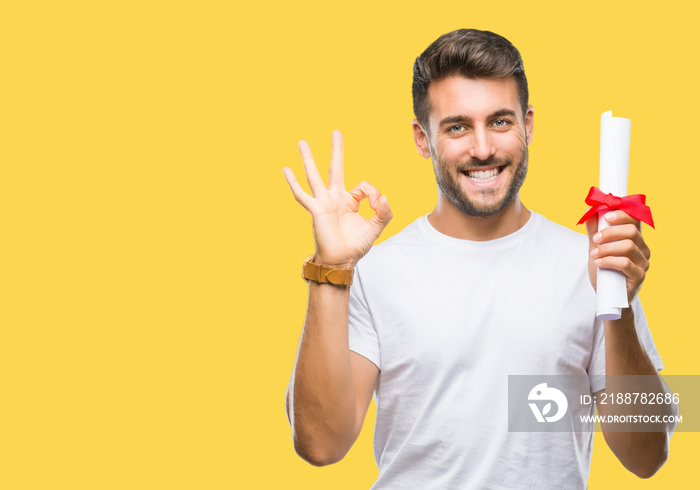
[302,255,354,286]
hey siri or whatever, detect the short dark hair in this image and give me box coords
[412,29,529,132]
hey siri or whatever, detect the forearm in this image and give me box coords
[603,307,656,376]
[600,307,671,477]
[286,282,357,465]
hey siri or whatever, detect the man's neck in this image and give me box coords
[427,195,531,241]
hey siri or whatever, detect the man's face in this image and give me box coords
[415,76,534,217]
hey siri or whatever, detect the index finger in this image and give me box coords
[603,210,642,230]
[328,130,345,190]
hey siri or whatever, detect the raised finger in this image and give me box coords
[298,140,326,196]
[283,166,314,209]
[348,180,382,210]
[328,130,345,190]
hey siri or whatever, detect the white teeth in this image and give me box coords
[466,168,500,183]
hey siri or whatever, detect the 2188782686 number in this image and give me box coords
[597,392,680,405]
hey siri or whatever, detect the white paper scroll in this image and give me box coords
[596,111,631,320]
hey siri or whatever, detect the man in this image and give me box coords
[283,29,670,488]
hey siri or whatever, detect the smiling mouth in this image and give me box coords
[462,166,505,183]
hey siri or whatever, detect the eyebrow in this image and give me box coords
[438,109,518,128]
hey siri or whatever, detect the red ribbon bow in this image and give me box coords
[577,186,655,228]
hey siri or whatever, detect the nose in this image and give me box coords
[467,126,496,161]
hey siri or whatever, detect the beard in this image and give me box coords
[431,146,529,218]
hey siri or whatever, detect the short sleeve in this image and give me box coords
[588,296,664,393]
[587,316,606,393]
[630,296,664,371]
[348,267,381,370]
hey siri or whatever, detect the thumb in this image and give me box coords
[585,215,598,242]
[371,195,393,229]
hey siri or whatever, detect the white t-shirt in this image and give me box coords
[348,212,663,489]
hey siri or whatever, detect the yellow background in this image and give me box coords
[1,1,697,488]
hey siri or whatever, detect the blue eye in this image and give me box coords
[493,119,508,127]
[449,125,465,132]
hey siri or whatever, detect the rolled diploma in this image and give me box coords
[596,111,631,320]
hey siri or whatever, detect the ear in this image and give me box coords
[412,119,431,159]
[525,105,534,145]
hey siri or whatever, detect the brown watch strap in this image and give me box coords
[302,255,354,286]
